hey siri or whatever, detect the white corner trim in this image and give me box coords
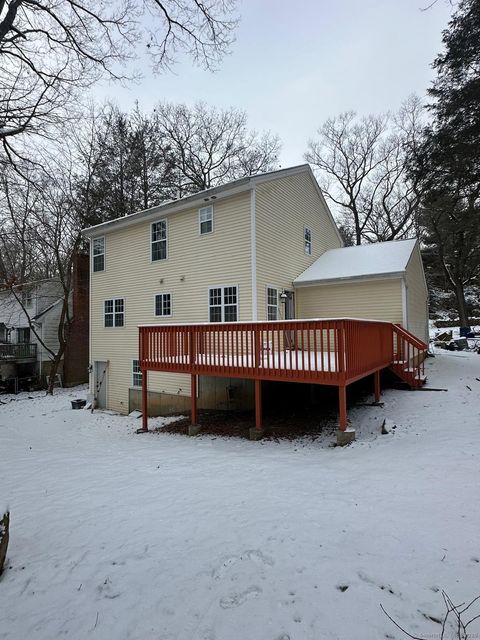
[250,186,257,321]
[401,278,408,328]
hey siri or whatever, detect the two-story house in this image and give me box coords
[82,164,429,440]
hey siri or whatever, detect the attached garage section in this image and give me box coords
[294,239,429,343]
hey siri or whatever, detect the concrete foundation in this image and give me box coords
[188,424,202,436]
[129,375,255,416]
[336,429,356,446]
[249,427,266,441]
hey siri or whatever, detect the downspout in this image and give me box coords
[89,238,93,395]
[250,186,257,321]
[401,278,408,330]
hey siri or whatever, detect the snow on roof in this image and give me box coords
[294,239,417,286]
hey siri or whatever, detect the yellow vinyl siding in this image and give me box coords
[90,192,251,413]
[405,245,429,343]
[297,278,404,324]
[255,172,342,319]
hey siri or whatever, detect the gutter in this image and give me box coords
[293,270,406,288]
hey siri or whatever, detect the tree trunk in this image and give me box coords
[454,282,470,327]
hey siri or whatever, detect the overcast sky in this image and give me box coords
[94,0,453,168]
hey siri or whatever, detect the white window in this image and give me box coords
[154,292,172,317]
[21,289,33,307]
[151,220,167,261]
[267,287,279,320]
[93,237,105,272]
[199,205,213,235]
[132,359,142,387]
[304,226,312,255]
[104,298,125,327]
[209,286,238,322]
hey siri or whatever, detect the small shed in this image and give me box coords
[294,239,429,343]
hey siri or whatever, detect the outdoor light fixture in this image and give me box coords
[280,290,288,303]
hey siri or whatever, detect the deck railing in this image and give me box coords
[0,343,37,361]
[139,319,395,386]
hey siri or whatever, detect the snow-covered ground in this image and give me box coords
[1,351,480,640]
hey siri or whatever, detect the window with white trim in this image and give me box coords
[151,220,167,261]
[304,226,312,255]
[209,286,238,322]
[104,298,125,327]
[93,237,105,272]
[21,289,33,307]
[267,287,279,320]
[199,205,213,234]
[132,359,142,387]
[155,292,172,317]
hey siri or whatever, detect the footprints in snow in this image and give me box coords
[212,549,274,581]
[212,550,273,611]
[219,585,262,609]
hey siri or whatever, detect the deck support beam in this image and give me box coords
[191,374,198,426]
[255,379,262,429]
[140,368,148,432]
[338,385,347,431]
[374,370,381,403]
[250,379,265,440]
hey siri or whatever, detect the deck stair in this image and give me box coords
[390,324,428,389]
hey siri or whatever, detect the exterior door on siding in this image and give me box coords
[284,291,295,320]
[94,361,108,409]
[284,291,295,348]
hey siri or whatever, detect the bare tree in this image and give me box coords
[0,0,239,170]
[154,101,281,194]
[305,97,424,245]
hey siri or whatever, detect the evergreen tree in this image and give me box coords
[411,0,480,326]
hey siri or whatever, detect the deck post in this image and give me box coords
[374,370,381,402]
[338,385,347,431]
[191,374,198,426]
[140,368,148,432]
[250,378,265,440]
[188,374,202,435]
[337,385,355,445]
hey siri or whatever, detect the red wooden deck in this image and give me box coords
[138,318,427,435]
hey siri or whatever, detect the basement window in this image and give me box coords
[132,359,142,387]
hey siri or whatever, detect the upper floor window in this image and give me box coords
[155,292,172,317]
[21,289,33,307]
[199,205,213,235]
[132,359,142,387]
[152,220,167,261]
[209,285,238,322]
[104,298,125,327]
[267,287,279,320]
[304,226,312,255]
[93,237,105,272]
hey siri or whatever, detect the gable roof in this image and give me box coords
[81,164,342,245]
[294,239,418,286]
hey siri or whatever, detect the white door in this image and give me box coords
[94,361,108,409]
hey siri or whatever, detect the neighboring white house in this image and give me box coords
[81,164,429,416]
[0,279,65,385]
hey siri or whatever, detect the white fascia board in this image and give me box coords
[293,271,406,288]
